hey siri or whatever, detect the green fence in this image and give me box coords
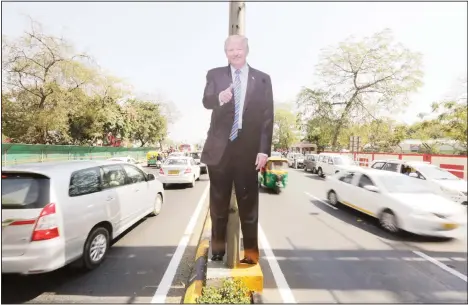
[1,143,159,166]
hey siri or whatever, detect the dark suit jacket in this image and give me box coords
[201,65,274,167]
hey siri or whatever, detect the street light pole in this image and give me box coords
[225,1,245,269]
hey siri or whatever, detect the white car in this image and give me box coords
[2,160,164,274]
[190,151,207,174]
[158,157,201,188]
[316,154,360,177]
[370,159,467,206]
[324,168,466,238]
[287,153,304,169]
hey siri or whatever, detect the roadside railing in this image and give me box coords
[1,143,159,166]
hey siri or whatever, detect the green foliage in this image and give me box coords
[273,103,298,150]
[1,19,172,146]
[298,29,424,150]
[196,279,252,304]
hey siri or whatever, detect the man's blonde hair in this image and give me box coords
[224,35,249,53]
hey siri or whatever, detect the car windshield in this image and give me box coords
[270,161,287,170]
[416,165,460,180]
[165,158,187,165]
[334,156,354,165]
[191,153,201,159]
[378,175,433,194]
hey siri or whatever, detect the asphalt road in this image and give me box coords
[1,166,210,304]
[258,168,468,303]
[2,165,467,303]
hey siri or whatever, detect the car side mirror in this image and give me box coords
[147,173,156,181]
[363,185,379,193]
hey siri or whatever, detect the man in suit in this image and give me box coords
[201,35,274,265]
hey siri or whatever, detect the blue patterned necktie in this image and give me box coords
[229,69,242,141]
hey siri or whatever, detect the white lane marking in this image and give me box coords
[412,250,467,282]
[304,192,338,210]
[151,184,210,303]
[259,225,296,303]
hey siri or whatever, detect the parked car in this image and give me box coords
[303,154,319,173]
[190,151,207,174]
[158,156,201,188]
[316,153,359,177]
[287,152,304,169]
[1,160,164,274]
[370,159,467,206]
[324,168,466,238]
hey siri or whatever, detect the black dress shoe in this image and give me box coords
[211,254,223,262]
[240,258,257,265]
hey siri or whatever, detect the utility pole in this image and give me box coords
[225,1,245,269]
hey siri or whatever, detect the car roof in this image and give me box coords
[340,167,402,177]
[372,159,432,166]
[2,160,130,176]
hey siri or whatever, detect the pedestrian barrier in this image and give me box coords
[1,143,159,166]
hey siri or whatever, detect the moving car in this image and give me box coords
[2,160,164,274]
[190,151,207,174]
[158,156,201,188]
[108,156,145,170]
[324,168,466,238]
[370,159,467,206]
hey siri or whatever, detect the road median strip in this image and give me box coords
[183,208,264,303]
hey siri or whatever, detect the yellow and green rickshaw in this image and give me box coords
[146,151,159,167]
[258,156,289,194]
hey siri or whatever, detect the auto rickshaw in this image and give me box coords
[146,151,159,167]
[258,156,289,194]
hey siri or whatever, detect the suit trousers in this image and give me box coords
[207,130,260,261]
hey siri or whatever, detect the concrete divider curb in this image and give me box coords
[183,209,264,304]
[183,209,211,303]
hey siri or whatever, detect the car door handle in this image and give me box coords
[106,196,114,201]
[134,189,140,192]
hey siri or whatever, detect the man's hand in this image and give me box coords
[255,153,268,171]
[219,84,233,104]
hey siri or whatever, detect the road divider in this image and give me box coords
[184,208,265,303]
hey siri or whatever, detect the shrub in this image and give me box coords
[196,279,252,304]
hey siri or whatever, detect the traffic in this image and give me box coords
[1,151,208,276]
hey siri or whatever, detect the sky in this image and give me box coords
[2,1,467,143]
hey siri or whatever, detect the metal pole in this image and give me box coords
[225,1,245,269]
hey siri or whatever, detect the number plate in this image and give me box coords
[442,223,458,230]
[168,170,179,175]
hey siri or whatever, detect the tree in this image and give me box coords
[431,100,467,152]
[1,18,169,147]
[2,20,98,144]
[299,29,424,149]
[125,99,167,147]
[273,104,298,150]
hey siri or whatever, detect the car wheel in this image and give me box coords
[304,166,308,172]
[318,168,323,177]
[151,193,163,216]
[82,226,110,270]
[327,190,339,206]
[379,209,399,233]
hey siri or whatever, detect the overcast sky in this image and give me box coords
[2,1,467,143]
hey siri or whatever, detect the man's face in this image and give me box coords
[225,39,247,68]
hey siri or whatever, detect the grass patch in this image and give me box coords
[196,279,252,304]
